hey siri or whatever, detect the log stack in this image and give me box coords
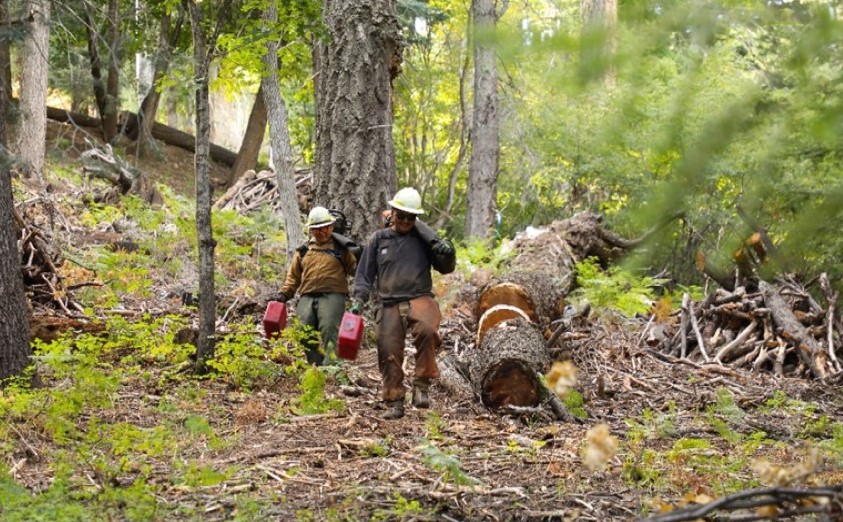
[654,274,842,379]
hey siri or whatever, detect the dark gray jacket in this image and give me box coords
[352,221,456,305]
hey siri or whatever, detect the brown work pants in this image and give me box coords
[376,295,441,402]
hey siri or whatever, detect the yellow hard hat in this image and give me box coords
[306,206,336,229]
[388,187,424,215]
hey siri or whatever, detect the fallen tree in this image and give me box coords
[442,212,646,416]
[45,105,238,167]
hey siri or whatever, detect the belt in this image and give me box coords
[304,292,327,298]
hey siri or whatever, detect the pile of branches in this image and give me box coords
[14,205,84,316]
[653,274,842,379]
[213,168,311,214]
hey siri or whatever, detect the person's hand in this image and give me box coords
[273,293,288,303]
[350,300,362,315]
[432,239,455,257]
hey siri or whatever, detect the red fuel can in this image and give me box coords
[337,312,364,360]
[263,301,288,339]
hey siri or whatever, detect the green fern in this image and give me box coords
[570,257,667,316]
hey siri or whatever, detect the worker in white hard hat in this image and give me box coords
[276,206,357,365]
[351,187,457,419]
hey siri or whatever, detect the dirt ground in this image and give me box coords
[14,122,843,521]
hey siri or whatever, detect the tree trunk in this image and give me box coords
[453,212,638,415]
[228,83,267,189]
[0,152,32,382]
[121,111,238,166]
[103,0,121,143]
[131,7,184,158]
[0,0,11,148]
[188,0,230,374]
[47,106,239,167]
[314,0,403,241]
[262,3,305,259]
[581,0,617,85]
[465,0,499,240]
[13,0,50,179]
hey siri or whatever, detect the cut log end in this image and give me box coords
[476,282,538,322]
[476,304,532,346]
[481,361,542,408]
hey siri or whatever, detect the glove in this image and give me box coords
[432,239,455,257]
[274,293,288,303]
[350,300,362,315]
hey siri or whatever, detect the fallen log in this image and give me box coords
[45,104,239,167]
[468,318,551,409]
[760,280,830,379]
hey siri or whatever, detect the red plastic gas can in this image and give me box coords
[263,301,288,339]
[337,312,364,360]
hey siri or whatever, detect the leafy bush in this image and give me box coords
[570,257,667,316]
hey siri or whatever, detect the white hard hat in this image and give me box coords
[306,206,336,229]
[388,187,424,215]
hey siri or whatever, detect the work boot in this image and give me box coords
[383,400,405,420]
[411,384,431,409]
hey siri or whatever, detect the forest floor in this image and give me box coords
[7,121,843,521]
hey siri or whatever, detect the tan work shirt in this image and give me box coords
[280,238,356,297]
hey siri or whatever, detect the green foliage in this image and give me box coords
[563,389,589,420]
[360,437,392,458]
[570,257,667,316]
[419,440,480,486]
[424,411,447,440]
[207,321,287,390]
[457,238,514,276]
[291,366,345,416]
[370,492,426,521]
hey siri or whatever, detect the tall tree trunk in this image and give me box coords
[262,3,305,260]
[0,151,31,382]
[103,0,121,142]
[465,0,499,240]
[0,0,12,145]
[132,7,184,158]
[228,83,267,188]
[14,0,50,180]
[581,0,617,85]
[314,0,403,241]
[187,0,231,374]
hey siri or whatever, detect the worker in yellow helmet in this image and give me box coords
[351,188,456,419]
[276,206,357,365]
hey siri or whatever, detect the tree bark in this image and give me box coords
[131,7,184,158]
[228,83,267,189]
[0,0,11,148]
[14,0,50,179]
[104,0,121,142]
[120,111,237,166]
[760,280,830,379]
[0,152,32,382]
[262,3,305,260]
[314,0,403,241]
[187,0,231,374]
[468,318,550,408]
[465,0,499,240]
[581,0,617,85]
[83,0,121,143]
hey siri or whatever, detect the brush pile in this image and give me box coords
[652,274,842,379]
[212,168,312,214]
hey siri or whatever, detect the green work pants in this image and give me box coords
[295,292,346,365]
